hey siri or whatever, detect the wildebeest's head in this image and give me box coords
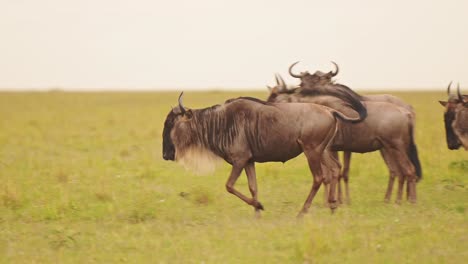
[439,82,468,150]
[162,92,193,160]
[289,61,339,87]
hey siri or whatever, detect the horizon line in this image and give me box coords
[0,86,447,92]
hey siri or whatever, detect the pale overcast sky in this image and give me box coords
[1,0,467,90]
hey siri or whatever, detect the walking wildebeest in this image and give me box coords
[267,73,421,203]
[439,82,468,150]
[162,92,366,217]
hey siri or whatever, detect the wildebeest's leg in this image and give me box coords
[324,152,341,205]
[396,171,405,204]
[244,162,264,215]
[322,150,341,211]
[296,140,325,217]
[391,146,417,203]
[323,173,329,207]
[331,151,343,204]
[342,151,352,204]
[406,179,411,201]
[381,145,417,203]
[226,163,264,210]
[322,152,339,206]
[380,148,399,203]
[298,151,324,217]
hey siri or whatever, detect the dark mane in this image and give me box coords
[190,104,241,158]
[195,104,221,115]
[187,97,272,159]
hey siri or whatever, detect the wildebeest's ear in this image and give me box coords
[439,101,448,107]
[172,106,182,114]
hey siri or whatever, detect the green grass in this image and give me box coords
[0,91,466,263]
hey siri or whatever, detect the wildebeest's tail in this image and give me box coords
[331,110,365,124]
[338,86,368,123]
[408,124,422,181]
[300,83,367,123]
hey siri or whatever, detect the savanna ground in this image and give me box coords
[0,90,466,263]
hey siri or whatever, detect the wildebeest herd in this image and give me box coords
[163,62,468,217]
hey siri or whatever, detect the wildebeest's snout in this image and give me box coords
[448,141,461,150]
[163,151,175,161]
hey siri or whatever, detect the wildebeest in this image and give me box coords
[439,82,468,150]
[267,72,421,203]
[162,92,365,217]
[288,62,419,201]
[286,62,420,202]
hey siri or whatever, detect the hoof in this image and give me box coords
[297,209,308,218]
[254,202,264,211]
[329,200,338,210]
[395,199,402,205]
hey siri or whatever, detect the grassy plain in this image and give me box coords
[0,90,466,263]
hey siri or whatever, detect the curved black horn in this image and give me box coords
[178,92,186,114]
[288,61,305,78]
[331,61,339,77]
[447,81,453,95]
[276,73,287,91]
[457,83,463,101]
[274,74,280,85]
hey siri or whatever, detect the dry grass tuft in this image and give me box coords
[2,186,21,209]
[95,191,113,202]
[194,192,212,205]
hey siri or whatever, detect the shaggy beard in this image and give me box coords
[175,146,221,175]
